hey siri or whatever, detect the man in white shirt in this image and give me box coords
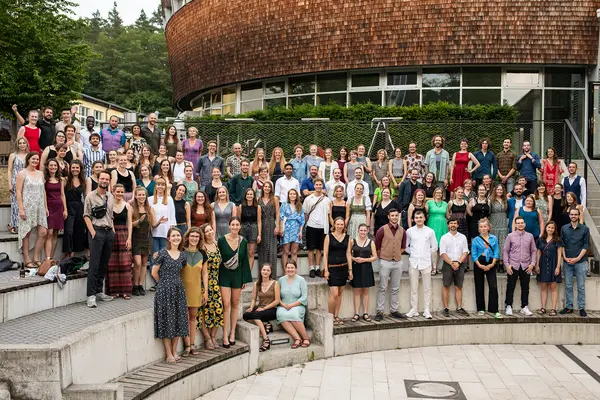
[275,163,300,203]
[302,179,331,277]
[405,210,438,319]
[346,167,370,199]
[326,168,346,199]
[439,218,470,317]
[80,116,99,151]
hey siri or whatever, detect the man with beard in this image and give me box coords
[398,169,422,228]
[83,170,115,308]
[516,140,541,194]
[80,116,99,151]
[275,163,300,203]
[301,165,319,198]
[507,184,525,233]
[439,218,470,317]
[83,133,106,179]
[326,168,346,199]
[100,115,126,153]
[12,104,55,150]
[141,112,161,155]
[228,159,254,205]
[226,142,243,178]
[346,167,370,199]
[424,135,450,190]
[55,108,80,136]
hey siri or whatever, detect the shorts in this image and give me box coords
[442,261,465,288]
[306,226,325,251]
[241,222,258,243]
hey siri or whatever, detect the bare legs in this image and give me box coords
[162,338,180,363]
[22,226,47,264]
[353,288,369,315]
[442,286,463,309]
[221,287,241,345]
[247,243,256,270]
[539,282,558,311]
[44,229,59,259]
[133,254,148,287]
[184,306,199,350]
[281,321,309,343]
[281,243,299,276]
[328,286,344,317]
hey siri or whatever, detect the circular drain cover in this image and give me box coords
[411,382,458,398]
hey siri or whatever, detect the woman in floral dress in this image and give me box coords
[7,138,29,234]
[199,223,224,349]
[258,181,279,273]
[279,188,304,273]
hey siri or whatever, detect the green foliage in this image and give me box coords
[0,0,93,114]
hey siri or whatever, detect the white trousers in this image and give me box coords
[409,265,432,311]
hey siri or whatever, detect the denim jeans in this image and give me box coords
[152,237,168,257]
[564,261,587,310]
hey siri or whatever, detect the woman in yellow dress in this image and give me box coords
[182,227,208,356]
[198,223,224,350]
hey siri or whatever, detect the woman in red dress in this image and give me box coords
[17,110,42,156]
[449,139,480,192]
[540,147,563,193]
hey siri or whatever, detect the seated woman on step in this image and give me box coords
[277,260,310,349]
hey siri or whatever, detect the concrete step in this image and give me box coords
[257,342,326,372]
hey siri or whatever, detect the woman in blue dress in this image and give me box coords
[535,221,563,316]
[279,189,305,273]
[277,260,310,349]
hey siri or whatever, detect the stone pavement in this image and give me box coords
[198,344,600,400]
[0,293,154,344]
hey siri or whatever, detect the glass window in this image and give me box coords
[202,93,211,109]
[288,95,314,107]
[265,81,285,95]
[503,89,542,120]
[505,70,541,87]
[94,111,104,121]
[350,91,381,105]
[462,67,501,87]
[544,68,585,88]
[223,87,236,104]
[422,89,459,104]
[211,91,222,105]
[289,76,315,94]
[384,90,420,107]
[387,71,418,86]
[317,93,347,106]
[422,68,460,88]
[241,82,263,101]
[462,89,501,105]
[265,98,286,108]
[351,73,380,88]
[240,100,262,113]
[222,104,235,115]
[317,73,347,92]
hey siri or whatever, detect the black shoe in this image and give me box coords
[456,307,469,316]
[374,312,384,321]
[315,269,321,277]
[390,311,407,319]
[132,286,140,296]
[580,309,588,317]
[559,307,573,315]
[443,308,450,317]
[309,269,316,278]
[139,286,146,296]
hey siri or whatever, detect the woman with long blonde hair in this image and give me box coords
[251,148,268,177]
[268,147,286,184]
[131,186,156,296]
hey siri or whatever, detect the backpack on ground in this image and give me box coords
[0,252,20,273]
[59,256,88,275]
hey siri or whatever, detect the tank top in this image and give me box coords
[257,280,276,308]
[48,147,73,164]
[450,201,467,215]
[352,238,372,259]
[113,205,128,226]
[328,233,349,265]
[331,204,346,221]
[24,126,41,154]
[472,200,490,220]
[391,159,404,178]
[173,198,187,224]
[241,204,258,223]
[91,178,98,191]
[115,169,133,192]
[191,209,210,227]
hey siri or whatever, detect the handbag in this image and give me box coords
[0,252,20,272]
[222,237,242,270]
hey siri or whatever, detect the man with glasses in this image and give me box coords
[560,208,590,317]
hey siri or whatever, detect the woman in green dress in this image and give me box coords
[199,223,224,350]
[426,187,448,275]
[277,260,310,349]
[218,217,252,348]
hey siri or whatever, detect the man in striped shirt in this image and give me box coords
[83,133,106,179]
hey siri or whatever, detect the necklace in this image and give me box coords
[434,200,443,207]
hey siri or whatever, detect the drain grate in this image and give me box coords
[404,380,466,399]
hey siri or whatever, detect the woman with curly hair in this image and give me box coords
[190,190,213,228]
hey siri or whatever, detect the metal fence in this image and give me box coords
[105,120,572,160]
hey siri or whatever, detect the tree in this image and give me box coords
[135,9,152,31]
[150,5,164,30]
[107,1,123,36]
[87,10,106,44]
[0,0,93,115]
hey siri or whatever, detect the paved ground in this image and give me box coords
[198,344,600,400]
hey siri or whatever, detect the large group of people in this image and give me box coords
[8,104,592,363]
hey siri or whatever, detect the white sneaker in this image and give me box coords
[87,295,97,308]
[520,306,533,316]
[96,292,114,302]
[406,309,419,318]
[423,310,432,319]
[505,305,513,316]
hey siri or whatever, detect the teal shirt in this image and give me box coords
[228,174,254,205]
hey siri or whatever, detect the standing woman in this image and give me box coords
[462,178,476,203]
[407,189,428,228]
[127,124,147,162]
[514,195,544,240]
[252,165,269,198]
[349,224,376,322]
[251,148,268,177]
[181,165,198,204]
[372,149,389,190]
[106,184,133,299]
[268,147,286,185]
[125,149,137,174]
[344,150,362,183]
[279,188,304,270]
[471,218,501,318]
[155,144,174,173]
[111,153,136,202]
[337,146,349,183]
[17,110,41,156]
[329,185,347,226]
[7,138,29,234]
[205,167,224,203]
[318,148,336,182]
[173,184,190,234]
[164,126,179,158]
[467,185,491,244]
[489,184,509,270]
[190,190,212,228]
[52,143,70,177]
[64,125,82,161]
[372,187,399,235]
[212,186,236,239]
[534,184,553,225]
[540,147,563,193]
[323,217,353,325]
[422,172,437,199]
[181,227,208,355]
[148,177,177,254]
[135,145,155,178]
[426,187,448,274]
[389,147,406,190]
[449,139,480,193]
[105,150,119,174]
[345,182,372,239]
[277,260,310,348]
[373,176,396,205]
[560,192,584,231]
[551,183,565,228]
[63,160,87,258]
[43,159,67,260]
[199,224,224,350]
[446,186,469,239]
[131,186,155,296]
[239,188,262,269]
[535,222,563,316]
[182,126,203,178]
[152,228,189,364]
[218,217,252,347]
[86,161,105,196]
[154,159,174,195]
[136,164,156,197]
[16,152,47,268]
[40,132,67,170]
[258,181,279,271]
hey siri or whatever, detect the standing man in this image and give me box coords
[356,144,373,196]
[405,210,438,319]
[82,133,107,179]
[563,162,586,208]
[502,216,536,316]
[303,179,331,278]
[228,159,253,205]
[472,138,498,187]
[83,170,115,308]
[326,168,346,199]
[398,169,422,228]
[404,142,425,181]
[301,165,319,198]
[303,144,323,171]
[374,208,408,321]
[226,143,243,179]
[12,104,55,150]
[516,140,540,194]
[497,138,517,193]
[439,218,470,317]
[291,145,308,183]
[141,113,161,155]
[275,163,300,203]
[196,140,224,190]
[100,115,126,153]
[560,208,590,317]
[424,135,450,190]
[80,116,99,151]
[507,184,525,232]
[346,167,370,199]
[55,108,80,136]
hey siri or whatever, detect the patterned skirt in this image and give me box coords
[106,225,133,295]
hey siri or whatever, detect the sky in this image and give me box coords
[74,0,161,25]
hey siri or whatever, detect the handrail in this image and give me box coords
[564,119,600,186]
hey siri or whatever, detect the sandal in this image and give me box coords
[301,339,311,348]
[182,346,191,357]
[204,338,215,350]
[174,355,182,362]
[7,225,16,234]
[33,260,41,267]
[549,309,557,316]
[351,314,360,322]
[260,337,271,352]
[24,262,36,269]
[363,313,371,322]
[333,316,344,325]
[539,308,546,315]
[166,357,177,364]
[265,322,273,334]
[189,343,197,355]
[123,294,131,300]
[291,339,301,349]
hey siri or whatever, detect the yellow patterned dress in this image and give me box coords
[198,247,224,328]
